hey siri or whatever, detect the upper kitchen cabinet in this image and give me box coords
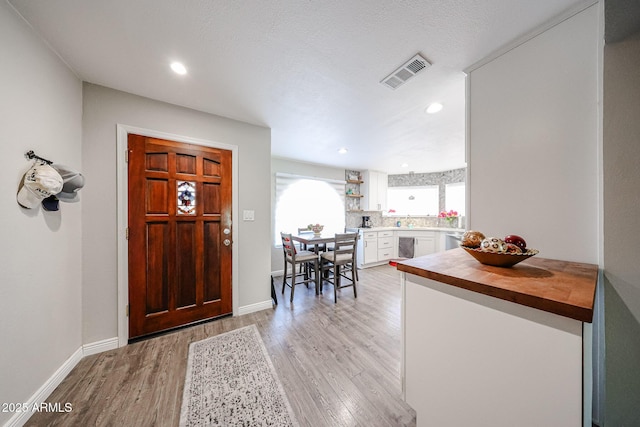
[362,170,388,211]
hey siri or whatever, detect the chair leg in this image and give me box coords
[304,261,309,288]
[352,265,357,298]
[314,259,320,295]
[271,275,278,305]
[334,265,340,303]
[282,261,287,294]
[290,262,296,302]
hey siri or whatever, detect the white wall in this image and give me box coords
[467,4,600,264]
[603,30,640,426]
[0,2,82,425]
[467,4,601,424]
[270,157,345,273]
[82,83,272,343]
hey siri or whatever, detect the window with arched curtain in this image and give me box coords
[274,173,346,245]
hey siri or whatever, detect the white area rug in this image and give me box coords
[180,325,299,426]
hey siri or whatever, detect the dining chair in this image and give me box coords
[320,232,358,303]
[280,232,319,302]
[296,227,317,278]
[344,228,360,281]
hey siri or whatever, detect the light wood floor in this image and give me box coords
[26,265,416,426]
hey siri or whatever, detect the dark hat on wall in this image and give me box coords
[42,195,60,211]
[51,164,85,202]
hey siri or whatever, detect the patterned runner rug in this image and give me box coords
[180,325,299,426]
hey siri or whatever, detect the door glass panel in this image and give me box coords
[177,181,196,215]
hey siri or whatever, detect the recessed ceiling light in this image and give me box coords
[338,148,348,154]
[170,62,187,75]
[401,163,409,168]
[425,103,443,114]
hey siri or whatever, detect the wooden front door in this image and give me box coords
[127,134,232,339]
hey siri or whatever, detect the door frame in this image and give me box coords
[116,124,239,347]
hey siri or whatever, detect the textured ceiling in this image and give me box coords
[9,0,585,174]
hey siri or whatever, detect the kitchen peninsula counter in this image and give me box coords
[398,248,598,427]
[397,247,597,322]
[358,226,465,232]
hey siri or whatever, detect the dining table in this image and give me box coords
[291,232,336,294]
[291,232,335,254]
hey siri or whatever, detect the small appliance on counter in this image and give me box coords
[361,215,372,228]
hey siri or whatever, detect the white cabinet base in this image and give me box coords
[402,273,585,427]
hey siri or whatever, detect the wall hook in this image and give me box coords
[25,150,53,165]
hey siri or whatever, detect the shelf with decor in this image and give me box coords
[345,169,363,213]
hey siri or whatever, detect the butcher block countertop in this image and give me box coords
[397,248,598,322]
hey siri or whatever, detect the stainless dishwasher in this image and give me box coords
[445,232,463,250]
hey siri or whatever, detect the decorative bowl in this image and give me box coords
[310,224,324,235]
[461,246,539,268]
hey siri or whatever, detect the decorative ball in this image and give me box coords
[480,237,507,253]
[504,235,527,251]
[461,230,485,248]
[504,243,523,254]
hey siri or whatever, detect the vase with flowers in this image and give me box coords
[438,210,458,227]
[308,223,324,236]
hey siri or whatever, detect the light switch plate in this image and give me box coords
[243,210,255,221]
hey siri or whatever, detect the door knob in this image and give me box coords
[223,239,231,246]
[223,228,230,235]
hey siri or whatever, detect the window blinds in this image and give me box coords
[274,173,346,245]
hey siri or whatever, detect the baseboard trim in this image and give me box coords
[359,260,389,269]
[82,337,119,357]
[271,269,284,277]
[4,347,83,427]
[238,299,273,316]
[4,337,121,427]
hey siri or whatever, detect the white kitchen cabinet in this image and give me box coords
[362,231,378,264]
[358,228,452,268]
[362,170,388,211]
[414,235,437,257]
[397,230,439,258]
[377,231,394,262]
[378,247,393,261]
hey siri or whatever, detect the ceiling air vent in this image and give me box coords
[381,54,431,90]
